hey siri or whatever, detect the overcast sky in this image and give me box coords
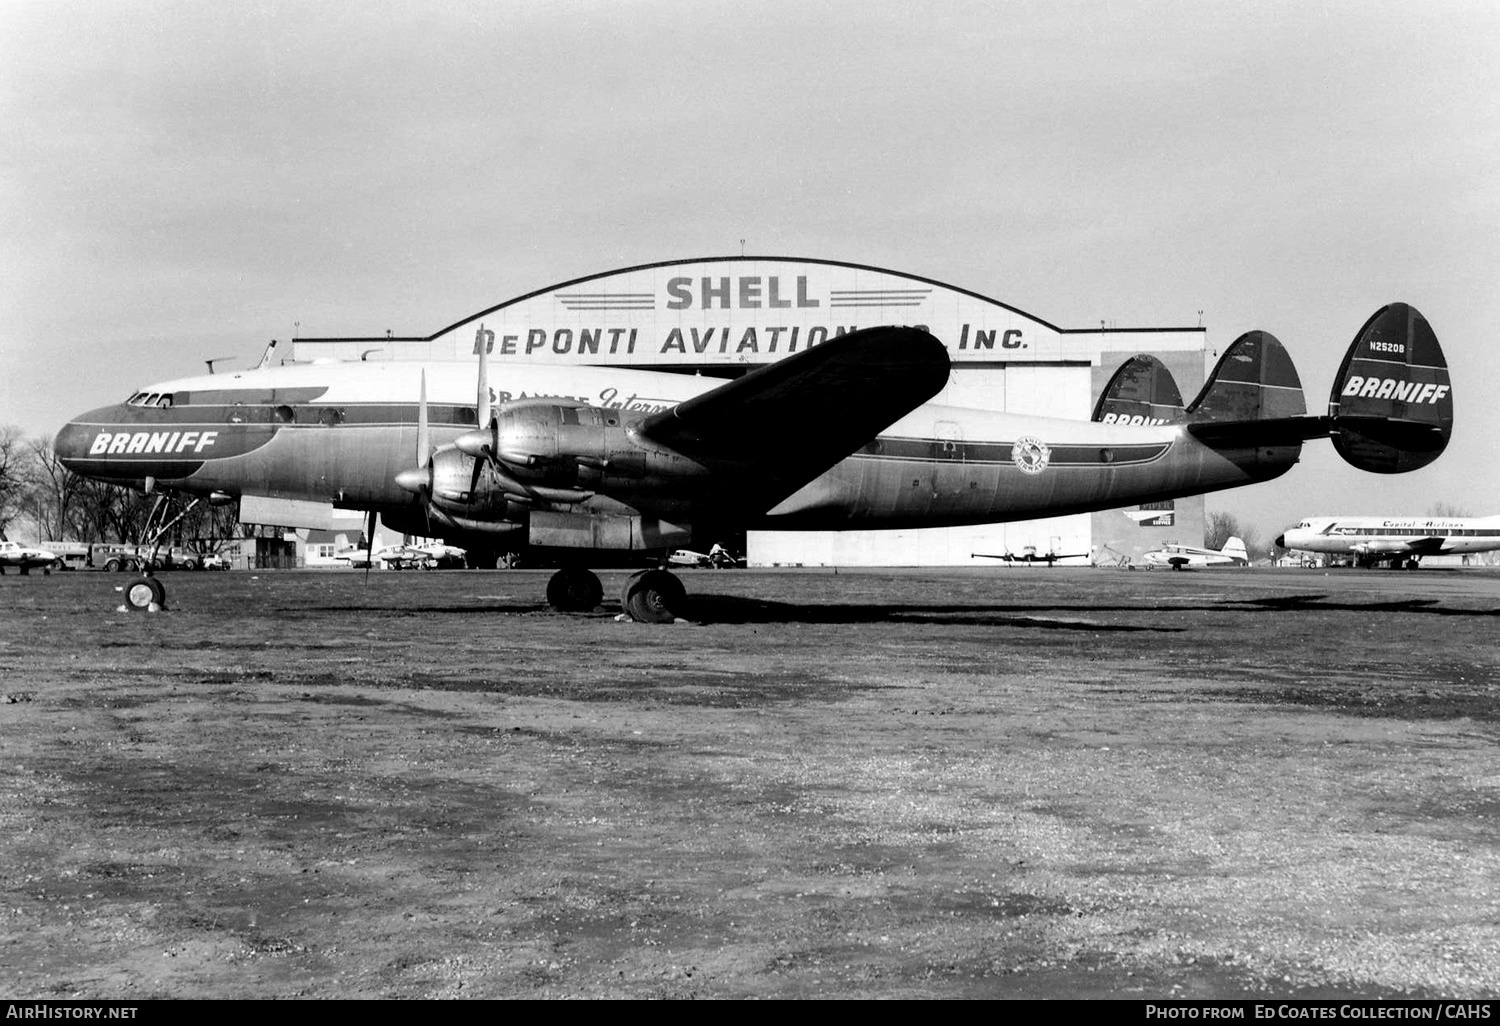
[3,0,1497,538]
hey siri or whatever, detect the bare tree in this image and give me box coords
[1206,509,1264,560]
[20,435,84,541]
[0,425,24,539]
[1204,510,1240,551]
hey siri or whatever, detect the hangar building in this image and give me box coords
[291,257,1210,566]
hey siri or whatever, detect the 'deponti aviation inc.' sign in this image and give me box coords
[299,257,1203,367]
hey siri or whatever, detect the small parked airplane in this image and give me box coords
[1275,515,1500,568]
[55,303,1453,619]
[0,539,60,575]
[972,545,1088,566]
[668,545,741,569]
[1140,536,1250,570]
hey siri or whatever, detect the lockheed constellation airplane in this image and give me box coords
[1276,514,1498,568]
[55,303,1452,620]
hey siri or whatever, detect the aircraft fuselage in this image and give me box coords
[56,360,1301,541]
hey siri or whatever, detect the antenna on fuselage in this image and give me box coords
[204,357,234,374]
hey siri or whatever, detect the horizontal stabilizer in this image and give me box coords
[1092,355,1185,425]
[636,326,950,510]
[1185,415,1330,448]
[1328,303,1451,473]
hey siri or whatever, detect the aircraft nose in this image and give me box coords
[53,418,96,470]
[1274,534,1285,548]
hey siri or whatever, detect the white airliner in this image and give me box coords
[55,303,1454,619]
[1140,536,1249,570]
[1276,515,1500,568]
[0,539,60,575]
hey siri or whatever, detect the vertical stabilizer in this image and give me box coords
[1188,331,1306,423]
[1328,303,1451,473]
[1092,355,1186,425]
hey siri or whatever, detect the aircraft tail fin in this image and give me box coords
[1222,536,1248,562]
[1188,330,1307,424]
[1327,303,1451,473]
[1182,305,1451,472]
[1092,355,1186,425]
[1182,331,1314,448]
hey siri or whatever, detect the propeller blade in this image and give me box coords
[417,370,430,467]
[468,453,483,495]
[362,509,377,585]
[476,324,491,433]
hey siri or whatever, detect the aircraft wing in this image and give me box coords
[635,326,950,511]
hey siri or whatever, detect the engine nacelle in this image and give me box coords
[495,403,623,484]
[426,448,528,520]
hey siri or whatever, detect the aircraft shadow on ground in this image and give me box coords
[299,596,1496,624]
[1227,595,1498,617]
[679,595,1183,629]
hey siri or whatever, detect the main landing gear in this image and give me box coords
[543,566,687,623]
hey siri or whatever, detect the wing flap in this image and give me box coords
[635,326,949,510]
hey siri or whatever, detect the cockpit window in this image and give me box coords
[124,390,177,408]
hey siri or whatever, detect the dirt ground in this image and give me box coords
[1,565,1497,999]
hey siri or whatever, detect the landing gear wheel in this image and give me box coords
[620,568,685,624]
[124,576,166,612]
[546,567,603,612]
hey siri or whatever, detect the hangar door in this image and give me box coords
[937,364,1091,419]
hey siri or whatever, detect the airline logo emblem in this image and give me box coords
[1341,377,1450,404]
[1011,436,1051,475]
[88,431,219,456]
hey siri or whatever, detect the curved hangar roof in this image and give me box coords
[292,256,1204,367]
